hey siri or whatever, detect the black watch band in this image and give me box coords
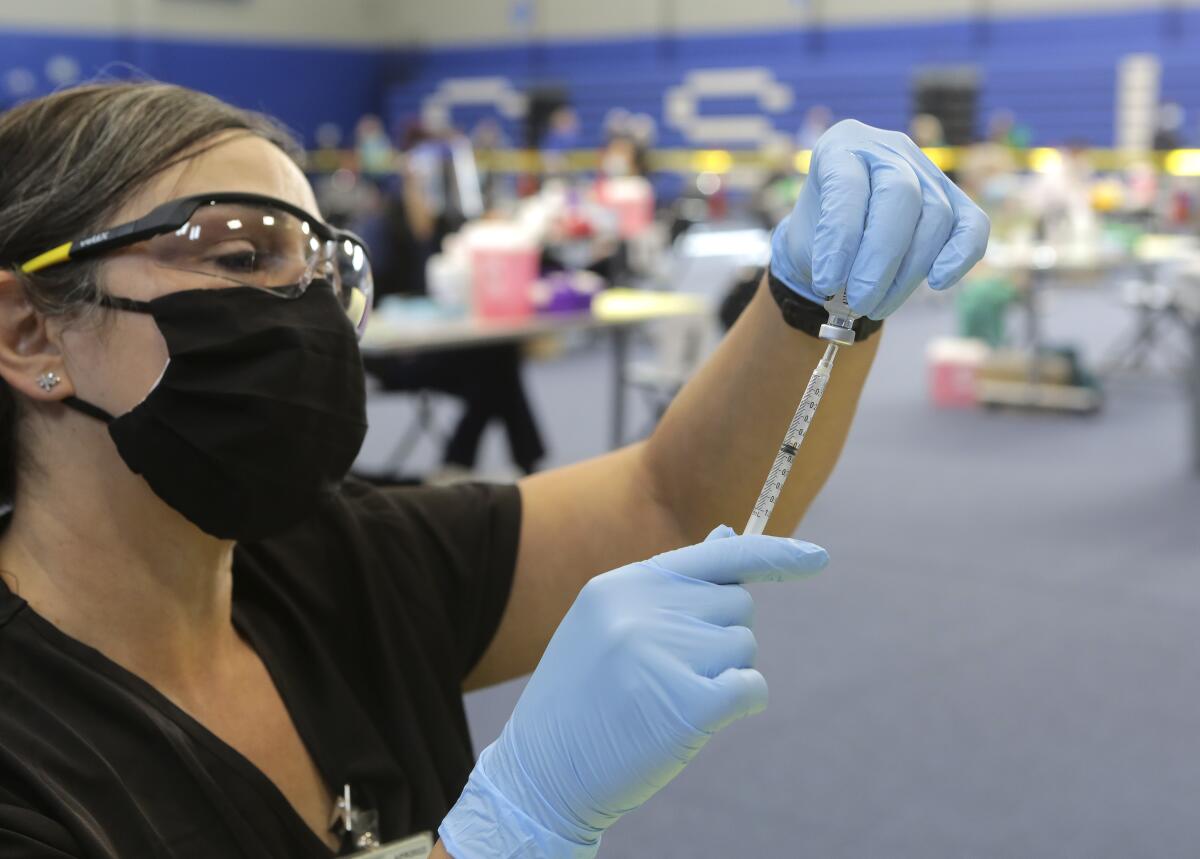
[766,268,883,342]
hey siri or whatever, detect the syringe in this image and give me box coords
[742,290,859,536]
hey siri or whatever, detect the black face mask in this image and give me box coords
[65,281,368,541]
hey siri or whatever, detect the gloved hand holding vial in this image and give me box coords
[749,120,989,535]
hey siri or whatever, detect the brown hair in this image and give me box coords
[0,81,301,526]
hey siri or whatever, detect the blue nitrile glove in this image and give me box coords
[439,525,829,859]
[772,119,991,320]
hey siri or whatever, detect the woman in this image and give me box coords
[0,84,987,858]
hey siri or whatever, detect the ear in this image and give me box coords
[0,271,76,403]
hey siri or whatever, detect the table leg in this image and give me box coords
[1191,319,1200,474]
[612,326,628,449]
[1026,269,1042,387]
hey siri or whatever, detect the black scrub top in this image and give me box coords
[0,477,521,858]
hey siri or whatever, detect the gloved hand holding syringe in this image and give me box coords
[743,290,859,536]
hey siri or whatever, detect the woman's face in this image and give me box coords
[56,132,321,417]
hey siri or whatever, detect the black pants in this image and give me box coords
[364,344,546,473]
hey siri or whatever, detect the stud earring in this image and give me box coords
[36,371,61,392]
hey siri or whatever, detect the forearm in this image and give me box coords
[472,278,878,687]
[467,445,682,689]
[432,841,452,859]
[643,275,880,540]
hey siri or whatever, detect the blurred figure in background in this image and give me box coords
[311,122,381,228]
[540,105,581,178]
[601,109,656,178]
[960,109,1022,202]
[471,117,512,209]
[1027,141,1096,244]
[796,104,832,150]
[355,114,395,177]
[599,103,657,182]
[356,119,547,480]
[909,113,955,183]
[626,112,658,176]
[602,107,633,150]
[752,137,802,228]
[309,121,346,174]
[541,105,580,152]
[403,120,478,245]
[910,112,946,148]
[470,117,509,152]
[599,134,641,179]
[363,339,547,481]
[1154,101,1186,151]
[356,132,437,299]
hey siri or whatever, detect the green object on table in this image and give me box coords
[1102,221,1144,253]
[957,277,1019,347]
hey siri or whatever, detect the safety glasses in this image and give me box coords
[19,192,374,338]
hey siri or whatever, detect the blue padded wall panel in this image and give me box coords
[0,29,385,145]
[385,8,1200,149]
[7,8,1200,153]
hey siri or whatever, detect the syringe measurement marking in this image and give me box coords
[749,409,814,516]
[743,347,836,535]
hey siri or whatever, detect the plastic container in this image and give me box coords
[927,337,990,409]
[532,270,603,315]
[426,243,471,310]
[596,176,655,239]
[465,223,540,320]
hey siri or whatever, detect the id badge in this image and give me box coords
[344,831,432,859]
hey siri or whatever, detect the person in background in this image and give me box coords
[598,134,640,180]
[752,137,803,228]
[960,109,1021,202]
[309,121,346,175]
[626,112,658,172]
[0,83,988,858]
[357,131,437,298]
[541,105,581,154]
[1154,102,1186,151]
[796,104,833,150]
[1026,141,1096,244]
[540,106,581,179]
[601,107,631,140]
[908,113,957,184]
[362,340,548,481]
[469,117,511,210]
[599,110,655,180]
[355,114,396,178]
[355,125,547,479]
[910,112,946,148]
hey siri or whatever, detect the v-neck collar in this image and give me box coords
[8,589,341,859]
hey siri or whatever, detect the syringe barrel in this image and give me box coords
[741,293,852,535]
[741,348,837,536]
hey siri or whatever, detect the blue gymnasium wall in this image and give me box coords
[386,8,1200,150]
[0,29,388,145]
[5,8,1200,151]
